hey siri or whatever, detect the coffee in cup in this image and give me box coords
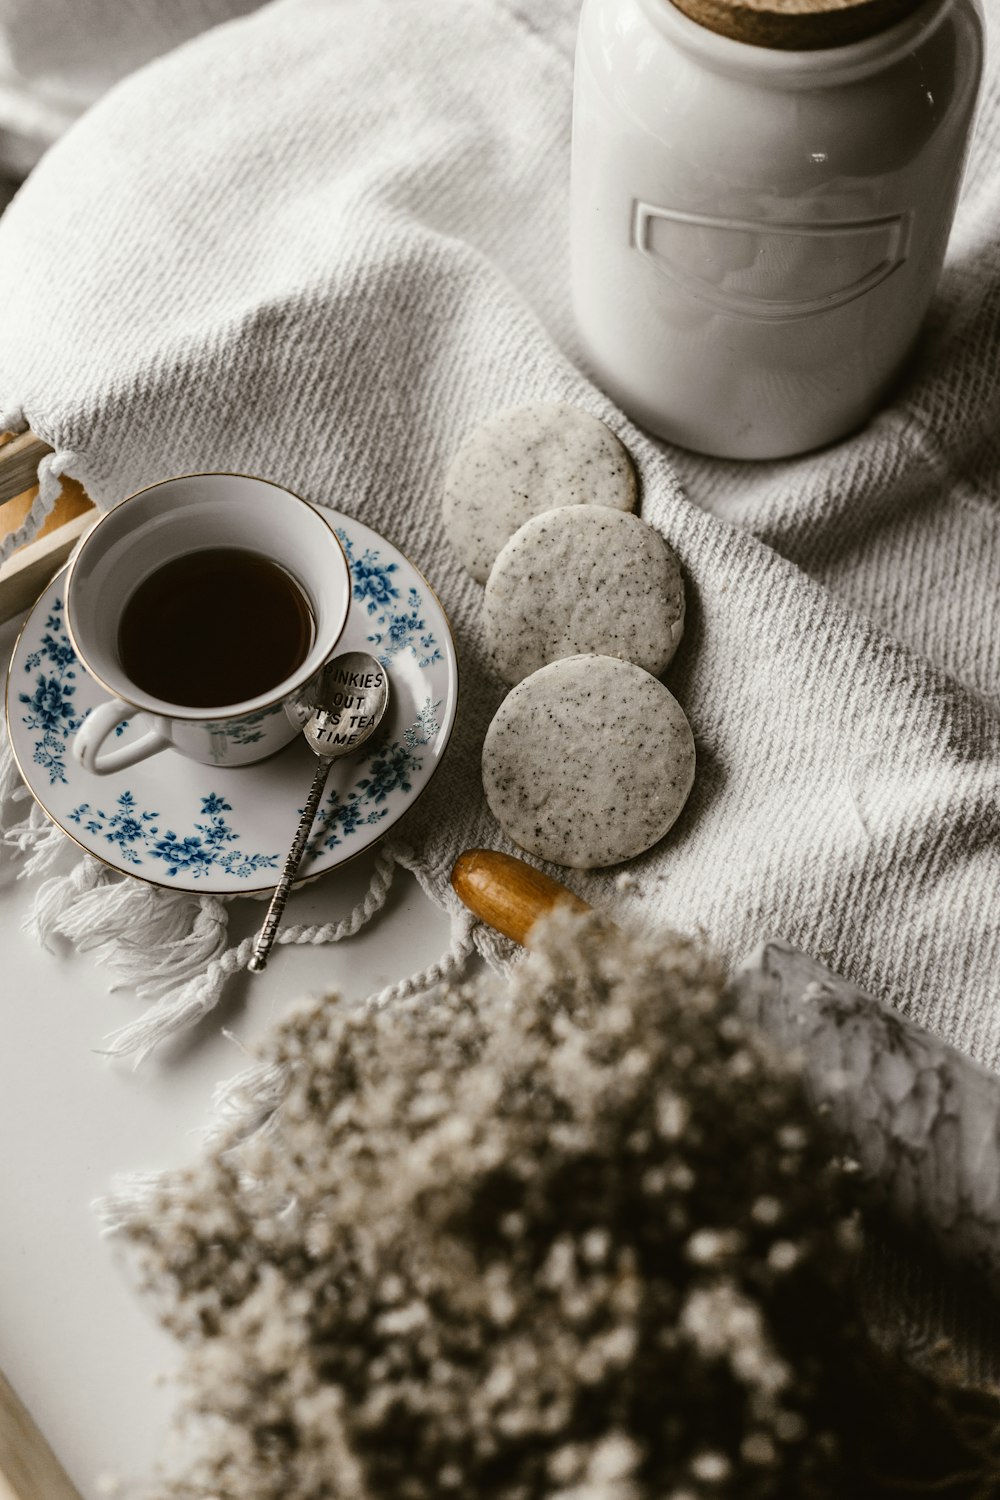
[66,473,351,775]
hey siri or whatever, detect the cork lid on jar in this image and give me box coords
[668,0,926,48]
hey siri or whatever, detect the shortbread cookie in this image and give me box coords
[442,403,637,582]
[484,505,685,685]
[482,654,695,869]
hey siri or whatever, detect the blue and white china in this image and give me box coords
[65,474,352,774]
[6,511,458,894]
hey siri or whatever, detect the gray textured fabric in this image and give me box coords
[0,0,266,171]
[0,0,997,1070]
[1,0,999,1385]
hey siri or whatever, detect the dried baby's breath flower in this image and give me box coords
[767,1241,800,1273]
[121,911,1000,1500]
[689,1449,731,1483]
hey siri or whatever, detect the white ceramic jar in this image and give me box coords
[570,0,984,459]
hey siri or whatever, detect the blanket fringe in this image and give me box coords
[96,905,478,1233]
[369,905,476,1008]
[198,904,475,1144]
[99,842,400,1064]
[0,406,26,433]
[2,731,94,880]
[27,856,117,944]
[96,1171,173,1236]
[3,700,415,1064]
[0,725,37,859]
[205,1035,294,1150]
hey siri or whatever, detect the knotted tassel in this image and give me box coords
[102,844,401,1064]
[0,444,77,567]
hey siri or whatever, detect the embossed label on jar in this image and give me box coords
[633,202,912,323]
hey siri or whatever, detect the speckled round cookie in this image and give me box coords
[482,654,695,869]
[442,403,638,583]
[484,505,685,685]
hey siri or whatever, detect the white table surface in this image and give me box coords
[0,609,455,1498]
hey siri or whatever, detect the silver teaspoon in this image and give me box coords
[248,651,390,973]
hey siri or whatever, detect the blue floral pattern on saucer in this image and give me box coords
[312,697,442,853]
[6,511,458,894]
[68,790,281,880]
[16,599,84,786]
[338,529,444,670]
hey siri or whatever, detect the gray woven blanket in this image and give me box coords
[0,1,996,1107]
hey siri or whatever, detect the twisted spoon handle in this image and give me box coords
[248,756,332,973]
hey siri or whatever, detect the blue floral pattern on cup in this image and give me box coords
[206,702,285,749]
[337,529,444,670]
[16,600,293,779]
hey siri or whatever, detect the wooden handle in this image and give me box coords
[0,1371,82,1500]
[450,849,591,947]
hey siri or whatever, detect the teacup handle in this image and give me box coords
[74,697,171,775]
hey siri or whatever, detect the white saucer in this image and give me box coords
[5,510,459,894]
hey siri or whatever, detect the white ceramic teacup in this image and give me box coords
[65,473,351,775]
